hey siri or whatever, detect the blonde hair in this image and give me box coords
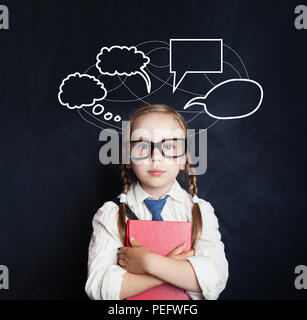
[118,104,202,248]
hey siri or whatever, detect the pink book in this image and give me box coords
[124,220,192,300]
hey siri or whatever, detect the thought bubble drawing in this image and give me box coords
[58,72,107,109]
[96,45,151,93]
[92,104,104,115]
[170,39,223,93]
[183,79,263,120]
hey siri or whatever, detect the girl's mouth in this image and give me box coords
[148,170,166,177]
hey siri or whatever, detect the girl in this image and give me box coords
[85,104,228,300]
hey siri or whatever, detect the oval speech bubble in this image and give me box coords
[183,78,263,120]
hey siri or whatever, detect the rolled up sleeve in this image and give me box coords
[186,200,228,300]
[85,202,127,300]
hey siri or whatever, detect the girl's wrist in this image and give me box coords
[143,252,165,285]
[144,252,158,275]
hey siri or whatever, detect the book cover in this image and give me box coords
[124,220,192,300]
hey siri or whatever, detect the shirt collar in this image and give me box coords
[127,179,185,206]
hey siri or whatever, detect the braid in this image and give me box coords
[188,173,198,196]
[117,164,133,244]
[185,162,202,248]
[121,165,132,193]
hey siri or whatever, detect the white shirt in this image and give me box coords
[85,179,229,300]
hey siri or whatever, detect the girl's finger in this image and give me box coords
[118,258,126,267]
[121,263,127,270]
[184,249,194,255]
[181,250,195,258]
[186,250,195,257]
[178,242,186,249]
[119,247,127,254]
[130,237,140,246]
[173,242,186,253]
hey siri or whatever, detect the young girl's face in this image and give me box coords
[126,112,186,191]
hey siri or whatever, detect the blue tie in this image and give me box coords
[144,195,169,221]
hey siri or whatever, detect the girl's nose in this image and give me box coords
[151,146,163,161]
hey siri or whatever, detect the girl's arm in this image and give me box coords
[145,254,202,292]
[119,200,228,300]
[119,242,198,299]
[119,258,201,300]
[119,272,164,300]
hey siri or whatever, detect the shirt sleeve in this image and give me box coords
[186,199,229,300]
[85,201,127,300]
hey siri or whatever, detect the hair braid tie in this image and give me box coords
[119,193,127,203]
[192,195,199,204]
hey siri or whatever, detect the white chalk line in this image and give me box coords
[117,75,150,105]
[146,46,169,68]
[223,43,249,79]
[84,64,129,93]
[145,66,205,97]
[78,41,248,134]
[77,109,125,135]
[135,40,169,48]
[82,107,124,130]
[104,73,173,103]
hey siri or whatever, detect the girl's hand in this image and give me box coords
[118,237,152,274]
[167,242,195,261]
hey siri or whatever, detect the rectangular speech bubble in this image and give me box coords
[170,39,223,92]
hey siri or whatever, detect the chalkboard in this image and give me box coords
[0,0,306,300]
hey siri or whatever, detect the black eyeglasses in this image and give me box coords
[123,138,188,160]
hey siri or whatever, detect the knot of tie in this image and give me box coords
[144,195,169,221]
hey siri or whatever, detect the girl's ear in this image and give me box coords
[125,164,132,169]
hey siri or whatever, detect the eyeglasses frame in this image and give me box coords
[123,138,188,160]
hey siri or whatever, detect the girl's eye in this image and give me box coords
[165,144,176,149]
[140,143,148,150]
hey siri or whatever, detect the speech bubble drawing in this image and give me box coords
[96,45,151,93]
[183,79,263,120]
[170,39,223,93]
[58,72,107,109]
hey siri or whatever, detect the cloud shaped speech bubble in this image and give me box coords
[183,79,263,120]
[58,73,107,109]
[170,39,223,93]
[96,45,151,93]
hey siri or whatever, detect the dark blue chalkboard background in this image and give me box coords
[0,0,306,300]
